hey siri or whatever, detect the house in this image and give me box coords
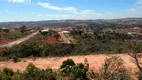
[62,31,70,34]
[127,32,136,35]
[133,27,141,30]
[41,29,49,33]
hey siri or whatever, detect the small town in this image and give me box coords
[0,0,142,80]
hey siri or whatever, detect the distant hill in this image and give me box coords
[0,18,142,28]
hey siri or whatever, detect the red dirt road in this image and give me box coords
[0,54,141,72]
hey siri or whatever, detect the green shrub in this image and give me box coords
[12,56,19,63]
[71,63,89,80]
[60,58,75,75]
[3,68,14,76]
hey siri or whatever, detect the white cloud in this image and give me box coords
[79,10,103,16]
[5,10,9,12]
[37,2,104,17]
[37,2,77,12]
[126,8,137,12]
[8,0,31,3]
[124,0,142,18]
[81,10,94,14]
[137,0,142,4]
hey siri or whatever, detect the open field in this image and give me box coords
[0,54,141,72]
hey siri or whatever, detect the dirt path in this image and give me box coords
[0,54,140,72]
[0,32,39,48]
[58,31,71,44]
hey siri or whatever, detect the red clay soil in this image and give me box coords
[0,39,15,45]
[0,40,9,44]
[42,36,59,44]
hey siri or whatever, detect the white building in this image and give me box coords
[41,29,49,32]
[62,31,70,34]
[127,32,136,35]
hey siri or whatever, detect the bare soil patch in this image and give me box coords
[43,36,60,44]
[0,54,141,72]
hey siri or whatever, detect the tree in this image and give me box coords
[26,63,38,74]
[54,34,60,40]
[60,59,75,75]
[3,29,9,33]
[13,63,56,80]
[20,26,26,33]
[3,68,14,76]
[0,70,8,80]
[0,68,15,80]
[13,56,19,63]
[71,63,89,80]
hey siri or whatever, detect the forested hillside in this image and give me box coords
[0,18,142,28]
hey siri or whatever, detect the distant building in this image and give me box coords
[133,27,141,30]
[41,29,49,33]
[62,31,70,34]
[1,27,7,30]
[127,32,136,35]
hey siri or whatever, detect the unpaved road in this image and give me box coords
[58,31,71,44]
[0,32,39,48]
[0,54,141,72]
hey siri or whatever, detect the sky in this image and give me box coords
[0,0,142,22]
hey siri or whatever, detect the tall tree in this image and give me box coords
[20,25,26,33]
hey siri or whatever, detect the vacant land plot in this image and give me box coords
[0,32,39,48]
[1,31,30,41]
[0,31,31,45]
[0,54,141,72]
[42,36,60,44]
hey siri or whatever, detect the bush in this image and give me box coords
[100,56,131,80]
[60,58,75,75]
[71,63,89,80]
[138,71,142,80]
[0,71,8,80]
[3,68,14,76]
[12,56,19,63]
[14,63,56,80]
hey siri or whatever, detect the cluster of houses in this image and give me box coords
[115,27,142,35]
